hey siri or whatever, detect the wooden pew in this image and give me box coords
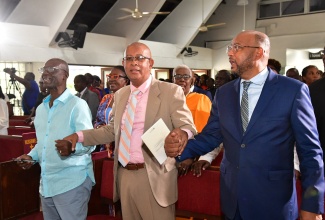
[87,158,122,219]
[176,166,223,220]
[0,161,41,220]
[9,120,29,127]
[7,126,35,136]
[9,116,29,120]
[0,133,37,163]
[0,135,24,162]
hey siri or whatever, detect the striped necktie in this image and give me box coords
[118,89,140,166]
[241,81,251,133]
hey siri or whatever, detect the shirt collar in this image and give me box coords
[189,85,194,93]
[130,75,152,94]
[241,67,269,86]
[79,87,87,96]
[43,89,70,104]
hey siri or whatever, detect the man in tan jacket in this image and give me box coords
[62,42,196,220]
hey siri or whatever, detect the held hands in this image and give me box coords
[178,158,194,177]
[164,128,188,158]
[192,160,211,177]
[55,133,78,156]
[300,210,322,220]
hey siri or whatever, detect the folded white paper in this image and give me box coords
[141,118,169,165]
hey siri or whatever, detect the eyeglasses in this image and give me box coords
[38,66,67,74]
[173,74,192,80]
[107,75,127,80]
[123,55,151,62]
[226,44,261,53]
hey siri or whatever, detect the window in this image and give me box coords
[310,0,325,12]
[259,0,325,19]
[282,0,304,16]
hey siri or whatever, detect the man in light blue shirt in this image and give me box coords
[17,58,95,220]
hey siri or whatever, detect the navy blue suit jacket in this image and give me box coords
[181,69,324,220]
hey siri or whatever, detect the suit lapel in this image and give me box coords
[245,70,278,134]
[144,80,161,132]
[115,87,131,139]
[231,79,243,140]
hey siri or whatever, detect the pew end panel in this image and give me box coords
[0,161,40,220]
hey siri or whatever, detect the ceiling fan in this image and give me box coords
[118,0,170,20]
[199,0,225,32]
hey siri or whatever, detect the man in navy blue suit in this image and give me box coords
[165,30,324,220]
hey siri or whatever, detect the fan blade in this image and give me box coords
[120,8,134,13]
[142,11,170,15]
[205,23,226,28]
[117,15,133,20]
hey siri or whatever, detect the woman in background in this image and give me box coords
[302,65,321,86]
[93,65,129,154]
[0,86,9,135]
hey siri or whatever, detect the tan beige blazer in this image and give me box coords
[83,79,196,207]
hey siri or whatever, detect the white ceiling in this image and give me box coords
[0,0,225,53]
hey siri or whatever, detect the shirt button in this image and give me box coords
[241,144,246,148]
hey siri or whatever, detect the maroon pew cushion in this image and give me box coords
[177,169,221,216]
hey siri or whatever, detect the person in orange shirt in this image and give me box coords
[172,64,212,175]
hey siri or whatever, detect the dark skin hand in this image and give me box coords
[62,133,79,152]
[178,158,194,177]
[55,139,74,156]
[192,160,211,177]
[164,128,188,157]
[15,154,35,170]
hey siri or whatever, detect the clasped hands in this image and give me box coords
[55,133,79,156]
[164,128,188,158]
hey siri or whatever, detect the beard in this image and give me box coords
[231,53,255,77]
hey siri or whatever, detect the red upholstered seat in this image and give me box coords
[100,160,114,199]
[91,150,109,160]
[87,159,122,219]
[176,168,222,217]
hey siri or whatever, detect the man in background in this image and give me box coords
[309,45,325,172]
[74,74,99,123]
[84,73,101,101]
[5,69,39,115]
[286,68,301,81]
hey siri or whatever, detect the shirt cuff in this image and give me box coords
[76,131,84,143]
[181,128,193,139]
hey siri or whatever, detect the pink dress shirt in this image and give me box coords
[120,76,152,163]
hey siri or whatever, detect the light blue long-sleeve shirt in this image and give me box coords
[29,89,95,197]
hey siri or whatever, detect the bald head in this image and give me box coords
[228,30,270,80]
[124,42,152,58]
[46,58,69,77]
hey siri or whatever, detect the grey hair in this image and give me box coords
[172,64,192,76]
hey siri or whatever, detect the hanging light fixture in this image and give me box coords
[237,0,248,31]
[237,0,248,6]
